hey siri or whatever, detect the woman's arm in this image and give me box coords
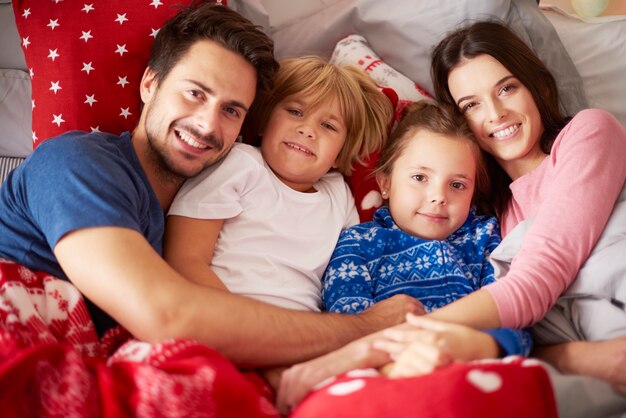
[164,215,228,290]
[534,337,626,394]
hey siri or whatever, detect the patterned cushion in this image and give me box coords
[11,0,224,148]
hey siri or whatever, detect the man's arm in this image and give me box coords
[54,226,421,368]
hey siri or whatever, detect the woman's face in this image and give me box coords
[447,54,545,180]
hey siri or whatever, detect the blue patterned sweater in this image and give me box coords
[322,206,532,356]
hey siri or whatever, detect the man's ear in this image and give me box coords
[376,172,390,198]
[140,67,158,104]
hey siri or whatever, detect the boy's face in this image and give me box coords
[260,92,347,192]
[377,130,476,240]
[138,39,257,180]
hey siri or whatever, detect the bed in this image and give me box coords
[1,0,625,416]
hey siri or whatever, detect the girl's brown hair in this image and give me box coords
[254,56,393,176]
[375,101,493,216]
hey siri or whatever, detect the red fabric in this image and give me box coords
[292,361,558,418]
[0,259,278,418]
[11,0,225,148]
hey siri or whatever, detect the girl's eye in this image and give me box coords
[451,181,466,190]
[287,108,302,117]
[412,174,426,182]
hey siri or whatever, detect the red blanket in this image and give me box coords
[0,259,279,418]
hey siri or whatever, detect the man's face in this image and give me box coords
[138,39,257,180]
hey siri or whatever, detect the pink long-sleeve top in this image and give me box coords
[484,109,626,328]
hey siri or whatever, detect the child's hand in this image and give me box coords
[374,314,499,378]
[276,329,400,414]
[357,294,426,332]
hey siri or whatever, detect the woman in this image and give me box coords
[277,20,626,413]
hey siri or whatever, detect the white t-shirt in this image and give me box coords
[169,143,359,311]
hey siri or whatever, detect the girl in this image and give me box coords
[164,56,395,312]
[322,101,531,362]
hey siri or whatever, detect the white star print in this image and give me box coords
[150,28,160,38]
[49,81,62,94]
[22,9,31,18]
[85,94,97,107]
[22,37,30,49]
[48,49,60,61]
[117,76,129,88]
[81,62,95,74]
[47,19,60,30]
[150,0,163,8]
[115,13,128,25]
[120,108,132,119]
[115,44,128,56]
[52,114,65,127]
[90,126,101,133]
[29,68,34,78]
[32,131,38,143]
[80,30,93,42]
[82,4,94,13]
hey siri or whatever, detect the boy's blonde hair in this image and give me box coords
[375,101,493,215]
[254,56,393,176]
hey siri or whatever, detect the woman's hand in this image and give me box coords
[374,314,500,378]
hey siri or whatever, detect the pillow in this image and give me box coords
[11,0,224,148]
[0,69,31,157]
[329,34,432,222]
[540,5,626,128]
[259,0,588,117]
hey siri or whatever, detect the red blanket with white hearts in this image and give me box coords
[0,259,279,418]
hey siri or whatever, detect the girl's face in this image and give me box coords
[447,54,545,180]
[377,130,476,240]
[260,92,347,192]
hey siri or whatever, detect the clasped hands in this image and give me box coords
[277,313,498,414]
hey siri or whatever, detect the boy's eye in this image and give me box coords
[287,108,302,117]
[322,122,337,131]
[188,90,202,99]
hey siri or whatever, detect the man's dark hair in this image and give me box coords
[148,1,278,97]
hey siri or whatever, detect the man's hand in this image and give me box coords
[534,335,626,396]
[357,294,425,333]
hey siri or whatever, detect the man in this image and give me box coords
[0,2,421,368]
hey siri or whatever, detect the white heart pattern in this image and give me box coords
[466,369,503,393]
[326,379,367,396]
[360,190,383,211]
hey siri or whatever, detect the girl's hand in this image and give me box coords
[374,314,500,378]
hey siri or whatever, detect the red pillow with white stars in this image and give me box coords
[11,0,224,149]
[330,34,433,222]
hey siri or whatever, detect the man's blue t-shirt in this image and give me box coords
[0,131,164,335]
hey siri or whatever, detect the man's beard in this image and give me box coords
[145,124,225,183]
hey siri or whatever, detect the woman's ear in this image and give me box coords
[376,172,390,199]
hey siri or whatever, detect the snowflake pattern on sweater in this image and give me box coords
[322,206,532,356]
